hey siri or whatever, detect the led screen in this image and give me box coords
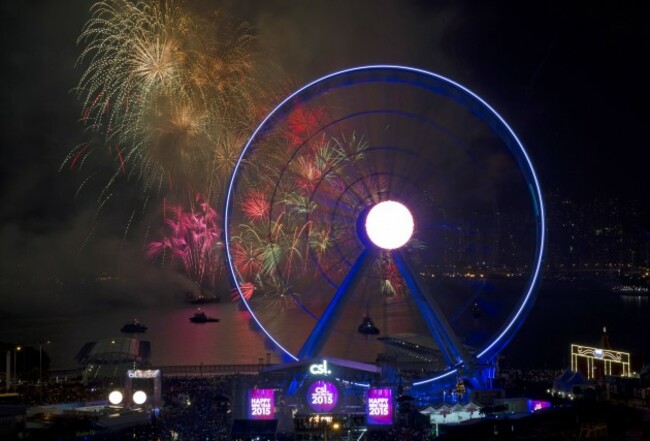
[366,388,393,425]
[307,380,339,413]
[527,400,551,412]
[248,389,275,420]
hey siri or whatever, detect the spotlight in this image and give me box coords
[133,390,147,405]
[108,390,123,405]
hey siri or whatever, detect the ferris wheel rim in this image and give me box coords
[224,64,546,377]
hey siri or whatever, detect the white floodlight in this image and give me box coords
[133,390,147,405]
[108,390,123,405]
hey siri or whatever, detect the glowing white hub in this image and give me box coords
[365,201,414,249]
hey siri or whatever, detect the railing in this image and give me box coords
[49,363,272,379]
[156,364,271,376]
[49,368,84,379]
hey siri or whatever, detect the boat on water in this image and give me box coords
[190,309,220,323]
[472,302,482,318]
[185,291,221,305]
[358,315,380,335]
[612,284,650,296]
[189,295,220,305]
[121,319,147,333]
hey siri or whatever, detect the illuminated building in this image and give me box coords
[570,328,632,380]
[544,193,648,274]
[571,344,632,380]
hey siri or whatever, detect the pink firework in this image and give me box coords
[148,196,223,291]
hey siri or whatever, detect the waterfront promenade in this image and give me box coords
[47,363,270,381]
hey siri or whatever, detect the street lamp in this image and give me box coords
[39,341,51,382]
[13,346,21,389]
[324,421,340,441]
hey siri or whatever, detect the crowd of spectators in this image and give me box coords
[366,427,435,441]
[6,381,107,406]
[151,376,233,440]
[2,375,235,440]
[497,368,564,397]
[0,367,573,440]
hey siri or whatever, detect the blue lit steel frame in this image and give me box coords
[297,248,373,359]
[224,65,546,386]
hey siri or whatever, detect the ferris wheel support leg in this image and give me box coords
[392,250,468,368]
[297,249,373,359]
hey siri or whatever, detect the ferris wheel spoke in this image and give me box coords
[297,249,373,359]
[391,250,467,367]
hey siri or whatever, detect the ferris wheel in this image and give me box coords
[224,65,545,386]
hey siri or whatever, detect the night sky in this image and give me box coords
[1,1,649,317]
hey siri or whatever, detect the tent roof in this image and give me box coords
[75,338,149,364]
[262,356,381,374]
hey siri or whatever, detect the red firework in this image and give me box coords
[240,190,271,221]
[286,106,327,146]
[230,281,255,302]
[380,254,405,296]
[232,241,263,279]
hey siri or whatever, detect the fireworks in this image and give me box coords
[70,4,419,310]
[240,189,271,221]
[76,0,190,136]
[286,107,328,147]
[65,0,283,291]
[227,101,414,308]
[71,0,265,207]
[147,196,223,293]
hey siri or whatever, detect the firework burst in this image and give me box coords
[71,0,266,210]
[227,119,391,308]
[147,195,223,293]
[76,0,191,135]
[240,189,271,221]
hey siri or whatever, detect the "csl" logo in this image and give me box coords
[309,360,331,375]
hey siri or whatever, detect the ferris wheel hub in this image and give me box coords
[364,200,414,250]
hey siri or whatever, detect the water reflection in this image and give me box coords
[1,284,648,371]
